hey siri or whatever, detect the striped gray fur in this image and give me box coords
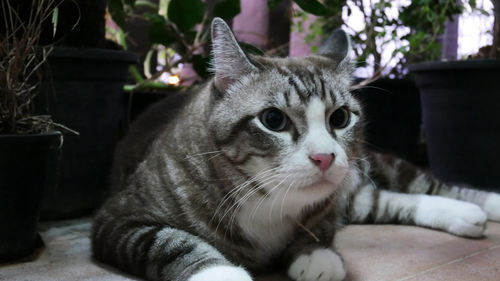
[92,18,500,281]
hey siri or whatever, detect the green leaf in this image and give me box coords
[293,0,326,16]
[107,0,126,28]
[267,0,283,10]
[145,14,175,46]
[124,0,136,7]
[168,0,206,32]
[51,7,59,37]
[128,65,145,83]
[214,0,241,20]
[477,8,491,16]
[135,0,158,9]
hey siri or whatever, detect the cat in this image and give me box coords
[92,17,500,281]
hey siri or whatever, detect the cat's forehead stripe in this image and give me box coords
[318,76,327,100]
[274,65,341,105]
[283,90,291,107]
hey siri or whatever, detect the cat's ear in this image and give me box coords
[211,17,257,92]
[317,29,351,62]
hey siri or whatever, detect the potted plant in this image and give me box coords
[8,0,140,219]
[409,0,500,190]
[0,0,64,262]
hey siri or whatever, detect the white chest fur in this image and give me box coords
[236,182,336,253]
[237,195,297,253]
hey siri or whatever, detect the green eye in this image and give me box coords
[330,107,350,129]
[260,108,287,131]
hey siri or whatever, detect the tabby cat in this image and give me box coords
[92,18,500,281]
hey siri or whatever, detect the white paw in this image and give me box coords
[288,249,346,281]
[188,265,252,281]
[415,196,487,238]
[483,193,500,221]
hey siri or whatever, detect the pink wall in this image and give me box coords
[232,0,269,49]
[289,3,319,57]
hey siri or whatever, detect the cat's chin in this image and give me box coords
[301,178,340,192]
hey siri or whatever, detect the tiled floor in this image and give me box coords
[1,218,500,281]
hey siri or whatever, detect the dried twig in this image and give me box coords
[0,0,65,135]
[294,218,321,243]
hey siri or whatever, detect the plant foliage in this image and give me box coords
[303,0,482,78]
[0,0,59,134]
[106,0,328,91]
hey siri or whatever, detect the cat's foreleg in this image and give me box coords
[395,173,500,223]
[288,248,346,281]
[284,213,346,281]
[366,151,500,223]
[346,185,487,237]
[92,213,252,281]
[430,184,500,222]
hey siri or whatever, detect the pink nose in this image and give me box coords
[310,153,334,172]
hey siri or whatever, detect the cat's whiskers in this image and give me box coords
[181,151,225,181]
[225,173,281,235]
[212,168,280,240]
[352,137,379,148]
[206,152,224,161]
[280,180,297,224]
[354,156,371,167]
[351,160,378,190]
[249,174,290,223]
[184,150,223,160]
[252,176,289,251]
[267,175,293,223]
[224,173,283,241]
[211,167,279,226]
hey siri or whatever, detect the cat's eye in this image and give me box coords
[330,107,350,129]
[260,108,288,131]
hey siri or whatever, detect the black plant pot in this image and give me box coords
[0,131,62,262]
[37,47,137,219]
[352,78,422,163]
[410,60,500,190]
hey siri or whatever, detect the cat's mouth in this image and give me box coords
[300,169,347,191]
[301,177,335,190]
[312,177,331,185]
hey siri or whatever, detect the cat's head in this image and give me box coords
[208,18,364,203]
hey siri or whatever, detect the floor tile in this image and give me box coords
[335,224,498,281]
[405,245,500,281]
[1,220,499,281]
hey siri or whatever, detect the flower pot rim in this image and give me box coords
[0,131,62,142]
[49,47,138,63]
[409,59,500,72]
[353,76,417,86]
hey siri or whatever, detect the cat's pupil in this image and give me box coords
[261,108,287,131]
[330,107,350,129]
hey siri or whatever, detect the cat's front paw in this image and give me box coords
[416,196,487,238]
[483,193,500,221]
[188,265,252,281]
[288,249,346,281]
